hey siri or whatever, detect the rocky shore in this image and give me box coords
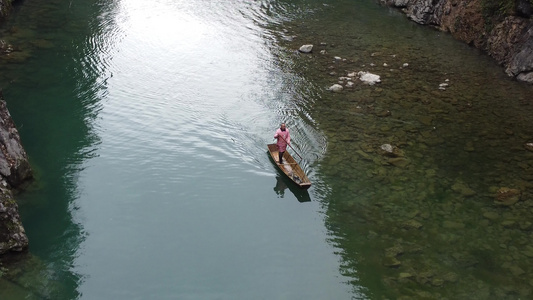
[381,0,533,83]
[0,0,33,262]
[0,92,32,257]
[0,0,12,22]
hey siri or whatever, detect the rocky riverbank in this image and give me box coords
[381,0,533,83]
[0,92,32,258]
[0,0,32,262]
[0,0,12,22]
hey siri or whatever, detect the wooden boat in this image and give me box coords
[267,143,311,190]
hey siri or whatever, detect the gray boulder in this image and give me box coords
[506,26,533,83]
[298,44,313,53]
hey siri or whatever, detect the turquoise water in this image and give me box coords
[1,0,533,299]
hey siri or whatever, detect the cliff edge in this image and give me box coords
[382,0,533,83]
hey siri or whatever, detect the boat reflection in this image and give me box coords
[273,175,311,203]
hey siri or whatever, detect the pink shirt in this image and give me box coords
[274,128,290,152]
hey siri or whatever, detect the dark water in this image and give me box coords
[1,0,533,299]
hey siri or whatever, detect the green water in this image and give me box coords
[1,0,533,299]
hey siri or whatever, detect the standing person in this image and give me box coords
[274,123,291,164]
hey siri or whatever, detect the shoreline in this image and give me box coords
[381,0,533,83]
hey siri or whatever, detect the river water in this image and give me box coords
[1,0,533,299]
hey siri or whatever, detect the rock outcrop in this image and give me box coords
[382,0,533,83]
[0,91,32,255]
[0,0,13,22]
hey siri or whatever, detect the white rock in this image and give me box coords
[320,50,327,54]
[328,84,343,92]
[347,72,356,77]
[358,71,381,85]
[370,63,376,67]
[299,44,313,53]
[439,83,449,87]
[383,63,388,67]
[346,81,354,87]
[403,63,409,67]
[381,144,394,153]
[334,56,342,60]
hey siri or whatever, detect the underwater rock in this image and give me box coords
[380,144,405,157]
[383,256,401,268]
[525,143,533,152]
[452,252,479,268]
[509,265,526,276]
[375,110,391,117]
[451,182,476,197]
[443,221,465,229]
[431,278,445,287]
[328,84,343,92]
[401,219,422,230]
[495,187,521,206]
[388,157,410,168]
[298,44,313,53]
[442,272,458,283]
[418,116,433,126]
[380,143,393,153]
[501,220,516,228]
[358,71,381,85]
[482,211,500,221]
[385,244,404,257]
[355,150,372,161]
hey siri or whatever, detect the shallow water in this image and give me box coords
[1,0,533,299]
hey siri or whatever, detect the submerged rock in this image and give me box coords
[328,84,343,92]
[298,44,313,53]
[401,219,422,229]
[383,256,401,268]
[380,143,393,153]
[380,144,404,157]
[483,211,500,221]
[443,220,465,229]
[358,71,381,85]
[495,187,521,206]
[451,182,476,197]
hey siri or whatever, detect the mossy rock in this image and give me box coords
[495,187,521,206]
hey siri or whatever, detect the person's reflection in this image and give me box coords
[273,176,287,197]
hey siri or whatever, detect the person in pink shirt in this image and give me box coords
[274,123,291,164]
